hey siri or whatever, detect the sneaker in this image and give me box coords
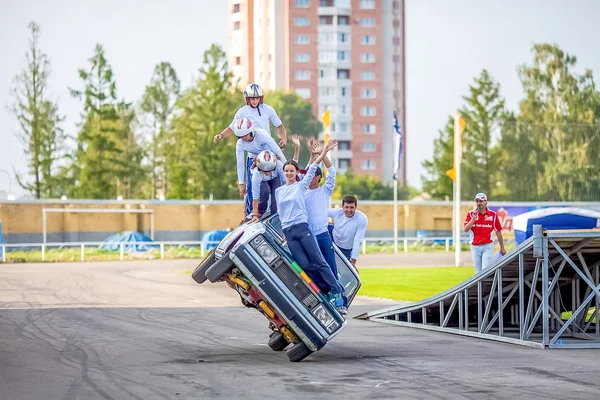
[328,292,344,308]
[337,306,348,318]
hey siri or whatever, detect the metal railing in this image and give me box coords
[0,236,488,263]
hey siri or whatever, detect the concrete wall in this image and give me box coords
[2,200,600,244]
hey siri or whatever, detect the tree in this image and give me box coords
[421,70,506,200]
[168,44,240,199]
[265,90,322,166]
[496,44,600,201]
[140,62,181,199]
[70,44,145,199]
[10,22,67,199]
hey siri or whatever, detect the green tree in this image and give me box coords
[496,44,600,201]
[421,70,506,200]
[70,44,145,199]
[10,22,68,199]
[140,62,181,199]
[266,90,322,166]
[169,44,240,199]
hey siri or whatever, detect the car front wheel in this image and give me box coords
[205,252,235,282]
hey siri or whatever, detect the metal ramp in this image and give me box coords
[356,227,600,348]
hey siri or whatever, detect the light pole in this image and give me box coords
[0,168,13,199]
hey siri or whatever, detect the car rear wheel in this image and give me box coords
[191,249,216,284]
[205,252,235,282]
[286,342,313,362]
[268,332,289,352]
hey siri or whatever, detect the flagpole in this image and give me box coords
[393,175,398,254]
[453,111,462,267]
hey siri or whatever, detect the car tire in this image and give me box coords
[286,342,313,362]
[268,332,289,352]
[205,252,235,283]
[191,249,216,284]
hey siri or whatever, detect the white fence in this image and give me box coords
[0,236,482,263]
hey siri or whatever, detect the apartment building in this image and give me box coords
[228,0,405,184]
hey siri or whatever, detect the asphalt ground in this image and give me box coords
[1,258,599,400]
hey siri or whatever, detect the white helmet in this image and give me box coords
[232,117,254,138]
[255,150,277,172]
[243,83,264,106]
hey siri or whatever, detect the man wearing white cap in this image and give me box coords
[463,192,506,273]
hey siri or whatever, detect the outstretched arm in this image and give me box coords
[291,134,301,162]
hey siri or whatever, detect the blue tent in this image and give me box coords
[202,229,230,250]
[100,231,156,252]
[512,207,600,244]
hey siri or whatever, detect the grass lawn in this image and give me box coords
[357,267,475,302]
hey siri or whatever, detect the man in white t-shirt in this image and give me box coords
[232,118,286,217]
[213,83,287,147]
[327,195,369,269]
[214,83,287,215]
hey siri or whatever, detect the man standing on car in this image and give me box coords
[327,196,368,270]
[463,192,506,273]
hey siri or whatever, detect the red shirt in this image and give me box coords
[464,208,502,245]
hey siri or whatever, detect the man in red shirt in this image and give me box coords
[463,192,506,273]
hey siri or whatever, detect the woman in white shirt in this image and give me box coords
[275,140,346,313]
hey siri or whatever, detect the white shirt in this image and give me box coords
[236,128,286,184]
[275,164,318,230]
[229,104,283,133]
[251,160,285,199]
[304,165,336,235]
[327,208,369,260]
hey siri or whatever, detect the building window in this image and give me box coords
[339,123,349,133]
[340,105,347,115]
[296,88,311,99]
[319,51,336,63]
[360,0,375,9]
[319,16,333,25]
[360,71,375,81]
[318,32,334,43]
[362,124,376,134]
[337,51,349,61]
[337,69,350,79]
[341,87,348,97]
[296,0,309,7]
[319,104,333,114]
[296,70,311,80]
[295,17,309,26]
[296,35,310,44]
[361,88,376,98]
[338,32,349,43]
[296,53,310,62]
[233,21,241,30]
[320,0,334,6]
[360,18,375,27]
[319,87,335,96]
[338,140,351,150]
[337,16,349,25]
[361,160,376,170]
[339,159,351,169]
[362,143,376,153]
[235,56,241,65]
[361,106,376,116]
[361,35,375,45]
[360,53,376,63]
[232,3,240,13]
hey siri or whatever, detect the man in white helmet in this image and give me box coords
[233,117,286,217]
[213,83,287,148]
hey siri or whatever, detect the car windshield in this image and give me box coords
[264,214,361,304]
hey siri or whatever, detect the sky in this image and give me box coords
[1,0,599,197]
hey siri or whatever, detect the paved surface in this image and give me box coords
[1,259,599,400]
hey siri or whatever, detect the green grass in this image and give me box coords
[1,245,205,263]
[363,241,516,254]
[357,267,475,301]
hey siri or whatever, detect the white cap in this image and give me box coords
[474,192,487,201]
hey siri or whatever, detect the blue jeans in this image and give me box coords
[283,223,340,295]
[258,178,280,216]
[244,157,253,216]
[471,242,494,273]
[315,231,338,278]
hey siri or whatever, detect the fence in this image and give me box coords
[0,236,515,263]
